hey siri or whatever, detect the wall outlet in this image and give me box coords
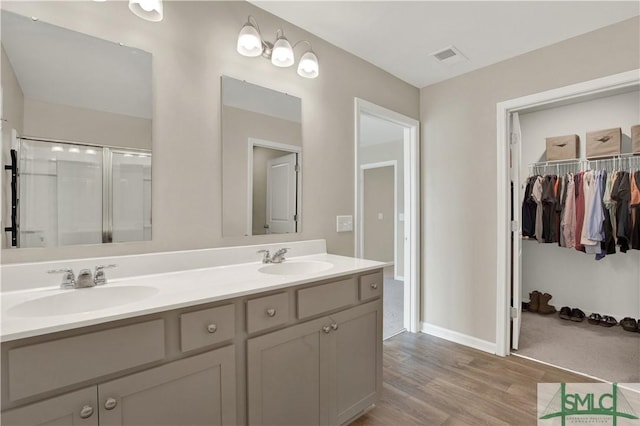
[336,215,353,232]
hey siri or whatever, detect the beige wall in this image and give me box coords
[359,141,404,276]
[363,166,394,262]
[1,44,24,249]
[1,1,419,264]
[222,105,301,237]
[420,16,640,343]
[23,98,152,150]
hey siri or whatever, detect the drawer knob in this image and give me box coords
[104,398,118,410]
[80,405,94,419]
[370,283,378,290]
[322,325,331,334]
[331,323,339,331]
[266,308,276,317]
[207,324,218,333]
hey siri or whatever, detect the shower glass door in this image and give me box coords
[19,140,102,247]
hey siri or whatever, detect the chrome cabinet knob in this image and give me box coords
[104,398,117,410]
[266,308,276,317]
[322,325,331,334]
[331,323,338,331]
[370,283,378,290]
[207,324,218,333]
[79,405,94,419]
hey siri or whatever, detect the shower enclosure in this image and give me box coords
[8,137,151,248]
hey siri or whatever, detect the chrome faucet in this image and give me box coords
[257,248,290,264]
[257,249,272,264]
[271,248,290,264]
[48,268,77,289]
[94,264,117,285]
[48,264,117,289]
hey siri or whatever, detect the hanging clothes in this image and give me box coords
[561,173,576,248]
[532,176,544,243]
[574,172,586,252]
[630,171,640,250]
[522,176,538,239]
[611,171,632,253]
[541,175,557,243]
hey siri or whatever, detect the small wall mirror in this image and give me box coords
[221,76,302,236]
[1,10,152,249]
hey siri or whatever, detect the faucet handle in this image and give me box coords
[94,264,117,285]
[257,249,271,263]
[48,268,76,289]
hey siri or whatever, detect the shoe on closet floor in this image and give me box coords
[620,317,639,332]
[559,306,572,320]
[538,293,557,315]
[588,313,602,325]
[570,308,585,322]
[600,316,617,327]
[528,291,541,313]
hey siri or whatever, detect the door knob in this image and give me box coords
[331,323,339,331]
[104,397,118,410]
[207,324,218,333]
[322,325,331,334]
[266,308,276,317]
[79,405,94,419]
[370,283,378,290]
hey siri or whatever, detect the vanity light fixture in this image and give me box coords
[128,0,163,22]
[236,16,319,79]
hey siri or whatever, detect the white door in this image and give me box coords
[266,153,298,234]
[511,112,523,350]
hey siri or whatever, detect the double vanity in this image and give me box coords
[1,240,385,425]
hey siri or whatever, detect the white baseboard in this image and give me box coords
[420,322,496,354]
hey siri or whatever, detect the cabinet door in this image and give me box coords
[1,387,98,426]
[98,346,236,426]
[247,316,331,426]
[330,301,382,425]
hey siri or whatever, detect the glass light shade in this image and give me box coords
[129,0,163,22]
[237,23,263,57]
[271,37,294,67]
[297,50,319,78]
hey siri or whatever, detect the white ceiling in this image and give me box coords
[251,1,640,88]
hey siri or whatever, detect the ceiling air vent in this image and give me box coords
[429,45,467,65]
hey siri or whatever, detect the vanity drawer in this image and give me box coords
[8,319,165,402]
[247,293,289,334]
[359,272,383,301]
[180,304,235,352]
[297,278,357,319]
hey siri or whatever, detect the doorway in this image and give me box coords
[495,69,640,359]
[355,98,420,335]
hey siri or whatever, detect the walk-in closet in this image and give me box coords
[514,86,640,383]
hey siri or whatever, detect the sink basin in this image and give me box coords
[6,286,159,317]
[258,260,333,275]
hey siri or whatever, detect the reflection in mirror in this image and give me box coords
[221,76,302,237]
[1,10,152,248]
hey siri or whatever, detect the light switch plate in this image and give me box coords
[336,215,353,232]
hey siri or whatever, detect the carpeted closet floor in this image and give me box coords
[517,311,640,383]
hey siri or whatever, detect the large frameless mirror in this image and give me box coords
[221,76,302,237]
[1,10,152,248]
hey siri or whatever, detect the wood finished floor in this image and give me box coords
[351,332,598,426]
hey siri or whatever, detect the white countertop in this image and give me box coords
[1,254,386,342]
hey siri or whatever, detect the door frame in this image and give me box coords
[354,98,420,333]
[247,137,301,237]
[359,161,398,277]
[495,69,639,357]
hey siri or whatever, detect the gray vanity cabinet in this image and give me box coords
[98,346,236,426]
[1,387,99,426]
[247,300,381,426]
[2,347,235,426]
